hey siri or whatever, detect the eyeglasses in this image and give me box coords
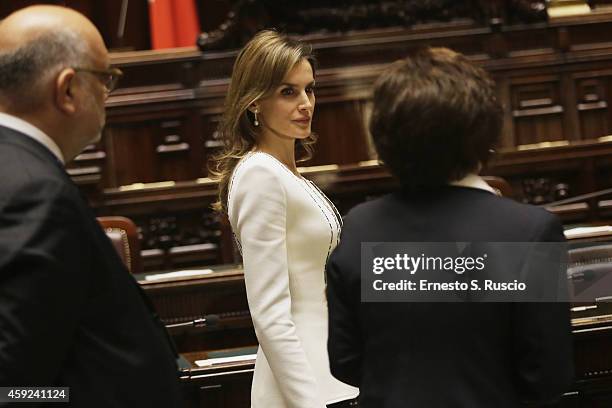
[74,67,123,93]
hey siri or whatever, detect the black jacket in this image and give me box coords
[327,186,573,408]
[0,126,181,407]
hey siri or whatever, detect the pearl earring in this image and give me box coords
[254,110,259,127]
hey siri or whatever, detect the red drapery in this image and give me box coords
[149,0,201,49]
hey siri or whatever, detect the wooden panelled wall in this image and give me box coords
[33,11,612,270]
[0,0,232,51]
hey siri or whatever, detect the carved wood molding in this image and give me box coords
[196,0,547,51]
[106,8,612,114]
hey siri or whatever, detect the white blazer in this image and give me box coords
[228,152,359,408]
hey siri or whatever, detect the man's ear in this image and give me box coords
[55,68,77,115]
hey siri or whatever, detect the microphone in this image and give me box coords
[569,269,596,281]
[165,314,220,329]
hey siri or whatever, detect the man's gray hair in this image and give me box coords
[0,29,89,111]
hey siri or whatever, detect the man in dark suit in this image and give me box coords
[326,48,573,407]
[0,6,181,406]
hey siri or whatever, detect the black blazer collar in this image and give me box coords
[0,124,66,172]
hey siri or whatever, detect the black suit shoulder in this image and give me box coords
[341,187,562,244]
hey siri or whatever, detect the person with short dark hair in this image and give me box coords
[370,47,502,191]
[0,6,181,406]
[326,47,573,407]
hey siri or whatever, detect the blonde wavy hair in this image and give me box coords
[209,30,317,213]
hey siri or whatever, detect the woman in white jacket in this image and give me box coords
[210,30,359,408]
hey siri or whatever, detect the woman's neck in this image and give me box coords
[255,139,298,175]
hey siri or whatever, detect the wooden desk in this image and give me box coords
[179,349,255,408]
[137,265,256,352]
[138,267,612,408]
[176,308,612,408]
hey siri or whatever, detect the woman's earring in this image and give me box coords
[254,110,259,127]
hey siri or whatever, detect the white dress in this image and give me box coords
[228,152,359,408]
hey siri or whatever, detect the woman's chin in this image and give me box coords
[294,129,312,139]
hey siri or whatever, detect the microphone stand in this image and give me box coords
[166,315,219,329]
